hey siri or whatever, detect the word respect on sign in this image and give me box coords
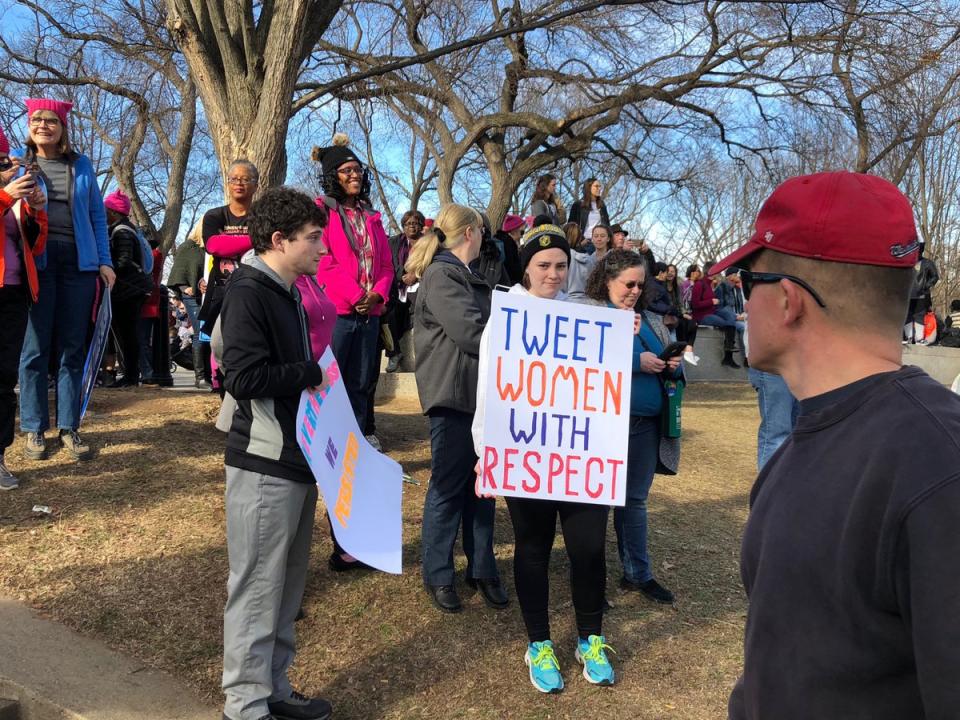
[479,292,633,506]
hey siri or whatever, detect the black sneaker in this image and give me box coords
[620,576,675,604]
[268,690,332,720]
[385,354,402,373]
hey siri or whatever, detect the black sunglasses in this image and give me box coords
[0,158,15,172]
[736,268,827,308]
[738,268,827,308]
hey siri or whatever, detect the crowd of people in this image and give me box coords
[1,98,959,720]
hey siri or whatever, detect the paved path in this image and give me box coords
[0,598,214,720]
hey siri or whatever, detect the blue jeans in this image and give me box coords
[699,308,738,350]
[19,242,97,433]
[331,313,380,429]
[614,415,660,584]
[421,408,498,586]
[182,294,200,329]
[748,368,799,470]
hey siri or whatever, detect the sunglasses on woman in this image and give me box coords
[0,158,16,172]
[736,268,827,308]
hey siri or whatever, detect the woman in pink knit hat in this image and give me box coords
[0,126,48,490]
[16,98,114,462]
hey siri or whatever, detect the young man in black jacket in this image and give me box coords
[712,172,960,720]
[219,187,332,720]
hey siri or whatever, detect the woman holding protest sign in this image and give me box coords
[582,249,681,605]
[408,203,506,615]
[472,223,616,693]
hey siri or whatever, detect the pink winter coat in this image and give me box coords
[315,199,393,317]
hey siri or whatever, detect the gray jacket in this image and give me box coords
[564,249,596,299]
[414,251,491,414]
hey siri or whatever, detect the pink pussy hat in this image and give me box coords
[25,98,73,127]
[0,126,8,154]
[103,190,132,215]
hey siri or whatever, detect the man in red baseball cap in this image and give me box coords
[718,171,960,719]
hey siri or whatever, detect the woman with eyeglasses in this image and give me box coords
[579,249,682,605]
[313,134,393,439]
[197,159,260,392]
[0,126,48,490]
[17,98,114,463]
[472,224,617,692]
[407,203,506,615]
[567,177,610,240]
[313,133,394,568]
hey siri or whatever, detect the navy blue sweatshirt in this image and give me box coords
[729,366,960,719]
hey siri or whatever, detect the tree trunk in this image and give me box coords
[166,0,342,188]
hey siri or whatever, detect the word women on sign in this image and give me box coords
[479,293,633,506]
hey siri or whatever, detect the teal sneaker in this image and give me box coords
[575,635,616,686]
[524,640,564,693]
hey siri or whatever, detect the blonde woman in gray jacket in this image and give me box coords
[407,203,507,615]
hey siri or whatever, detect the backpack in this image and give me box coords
[110,225,154,301]
[134,227,154,273]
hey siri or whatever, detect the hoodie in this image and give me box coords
[220,257,324,483]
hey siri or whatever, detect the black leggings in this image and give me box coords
[112,297,144,381]
[506,496,609,642]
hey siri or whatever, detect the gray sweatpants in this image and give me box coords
[222,466,318,720]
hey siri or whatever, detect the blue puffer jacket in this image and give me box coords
[12,149,111,272]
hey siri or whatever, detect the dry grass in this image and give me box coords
[0,381,759,719]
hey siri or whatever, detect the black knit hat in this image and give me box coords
[312,133,362,177]
[520,223,571,270]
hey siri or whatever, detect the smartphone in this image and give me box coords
[16,161,38,189]
[658,341,687,361]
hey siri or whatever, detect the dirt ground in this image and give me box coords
[0,381,759,719]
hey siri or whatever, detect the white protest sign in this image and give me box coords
[296,348,403,573]
[478,292,633,506]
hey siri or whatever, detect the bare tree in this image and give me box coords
[163,0,344,187]
[309,1,891,227]
[0,0,202,252]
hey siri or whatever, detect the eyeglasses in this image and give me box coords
[737,268,827,308]
[29,116,60,127]
[616,278,643,290]
[0,158,15,171]
[227,177,256,185]
[337,166,363,177]
[403,221,423,228]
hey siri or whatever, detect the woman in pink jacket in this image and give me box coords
[312,134,393,445]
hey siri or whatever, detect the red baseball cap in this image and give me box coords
[710,171,920,276]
